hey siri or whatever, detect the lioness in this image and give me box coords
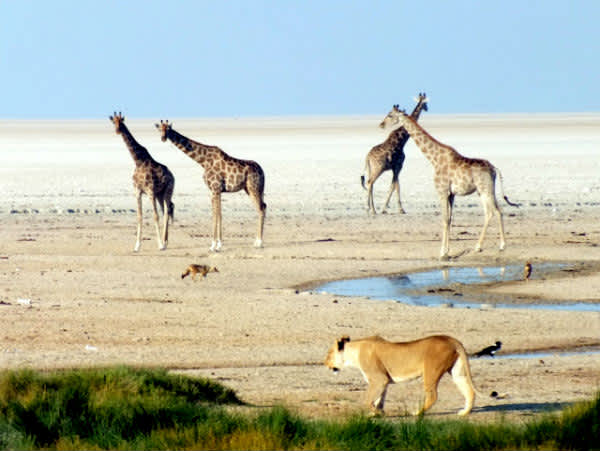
[324,335,476,416]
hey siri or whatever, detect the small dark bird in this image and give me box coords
[523,262,532,281]
[474,341,502,358]
[181,264,219,281]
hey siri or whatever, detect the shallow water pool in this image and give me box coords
[313,264,600,312]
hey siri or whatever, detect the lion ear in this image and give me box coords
[338,336,351,351]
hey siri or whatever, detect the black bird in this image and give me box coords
[474,341,502,358]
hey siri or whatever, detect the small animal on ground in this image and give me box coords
[181,264,219,280]
[474,341,502,357]
[523,262,532,281]
[325,334,477,416]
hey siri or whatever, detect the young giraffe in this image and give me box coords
[380,107,519,260]
[109,112,174,252]
[361,93,428,214]
[155,120,266,251]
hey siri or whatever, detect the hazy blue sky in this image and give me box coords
[1,1,598,118]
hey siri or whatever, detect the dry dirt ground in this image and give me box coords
[1,205,599,423]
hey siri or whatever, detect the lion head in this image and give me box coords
[324,336,350,372]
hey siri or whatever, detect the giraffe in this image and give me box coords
[379,107,519,260]
[109,112,174,252]
[155,120,266,251]
[361,93,428,214]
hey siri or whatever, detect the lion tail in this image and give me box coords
[452,343,478,415]
[457,344,490,398]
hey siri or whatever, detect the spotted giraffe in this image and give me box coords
[362,93,428,214]
[109,112,174,252]
[380,107,519,260]
[156,120,266,251]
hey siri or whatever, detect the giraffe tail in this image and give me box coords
[168,201,175,223]
[495,167,521,208]
[360,159,370,190]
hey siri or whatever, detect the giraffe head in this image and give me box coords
[109,112,126,134]
[413,92,429,113]
[379,105,407,130]
[155,120,172,142]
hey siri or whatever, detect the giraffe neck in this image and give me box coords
[410,100,426,120]
[387,100,427,145]
[118,123,152,165]
[401,116,447,164]
[165,128,215,166]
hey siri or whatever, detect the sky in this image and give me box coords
[1,1,599,119]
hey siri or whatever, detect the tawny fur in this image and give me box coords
[181,264,219,280]
[325,335,476,416]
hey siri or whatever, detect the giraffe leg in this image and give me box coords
[210,193,222,252]
[161,198,170,249]
[255,208,265,248]
[134,190,143,252]
[496,200,506,251]
[439,194,453,260]
[216,195,223,250]
[394,177,406,214]
[150,196,166,251]
[363,160,376,215]
[397,187,406,214]
[366,166,383,215]
[395,155,406,214]
[475,194,496,252]
[252,195,266,248]
[162,183,174,249]
[382,180,395,214]
[383,171,405,214]
[367,181,377,214]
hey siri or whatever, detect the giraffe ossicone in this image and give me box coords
[155,120,266,252]
[380,108,519,260]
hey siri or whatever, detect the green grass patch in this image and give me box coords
[0,366,598,450]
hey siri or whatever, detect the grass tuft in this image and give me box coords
[0,367,598,450]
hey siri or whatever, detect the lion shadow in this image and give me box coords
[387,401,573,418]
[473,401,572,414]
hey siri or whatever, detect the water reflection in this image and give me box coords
[313,264,600,312]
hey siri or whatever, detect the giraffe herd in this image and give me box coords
[110,93,518,260]
[379,105,519,260]
[361,93,429,215]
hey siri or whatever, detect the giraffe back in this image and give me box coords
[204,152,265,196]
